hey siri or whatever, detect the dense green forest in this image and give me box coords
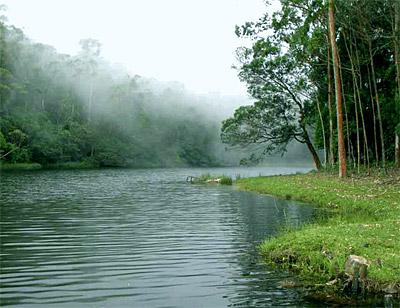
[221,0,400,173]
[3,0,398,172]
[0,12,248,168]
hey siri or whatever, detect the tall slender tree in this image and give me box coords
[326,33,335,167]
[394,0,400,167]
[328,0,346,177]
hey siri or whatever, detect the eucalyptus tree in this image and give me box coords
[328,0,346,177]
[334,0,400,170]
[224,0,400,171]
[392,0,400,167]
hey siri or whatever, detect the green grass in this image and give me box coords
[44,161,98,170]
[0,162,42,171]
[0,161,100,171]
[220,176,233,185]
[236,170,400,295]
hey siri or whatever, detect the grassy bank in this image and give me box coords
[0,162,43,171]
[44,161,98,170]
[236,170,400,297]
[0,161,98,171]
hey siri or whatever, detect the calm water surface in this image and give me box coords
[1,166,315,307]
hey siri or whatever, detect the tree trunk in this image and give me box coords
[316,96,327,166]
[355,50,370,172]
[396,134,400,167]
[329,0,346,178]
[367,65,379,166]
[303,129,322,170]
[345,32,370,173]
[338,51,352,166]
[368,41,385,169]
[394,0,400,168]
[395,0,400,99]
[353,77,361,173]
[327,33,335,167]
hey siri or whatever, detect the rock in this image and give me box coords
[344,255,369,293]
[345,255,369,279]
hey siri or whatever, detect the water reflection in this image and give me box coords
[1,168,314,307]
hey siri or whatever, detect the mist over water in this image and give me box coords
[0,22,251,167]
[0,15,313,168]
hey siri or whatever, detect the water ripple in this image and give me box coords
[1,167,314,307]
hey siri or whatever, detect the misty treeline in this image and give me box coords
[0,14,246,168]
[221,0,400,174]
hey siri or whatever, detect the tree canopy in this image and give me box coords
[222,0,400,172]
[0,13,245,168]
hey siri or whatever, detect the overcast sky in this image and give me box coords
[1,0,275,95]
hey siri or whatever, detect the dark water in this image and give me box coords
[1,167,315,307]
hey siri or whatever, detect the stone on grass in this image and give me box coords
[345,255,369,279]
[344,255,369,293]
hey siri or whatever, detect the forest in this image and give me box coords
[2,0,399,173]
[221,0,400,174]
[0,10,248,169]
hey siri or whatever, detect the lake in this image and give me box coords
[0,166,315,307]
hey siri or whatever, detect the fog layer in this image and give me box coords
[0,19,254,167]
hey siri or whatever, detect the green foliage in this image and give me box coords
[223,2,325,168]
[221,98,298,156]
[0,19,227,168]
[219,176,233,185]
[227,0,400,168]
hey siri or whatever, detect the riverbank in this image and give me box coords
[236,170,400,298]
[0,161,228,172]
[0,161,97,171]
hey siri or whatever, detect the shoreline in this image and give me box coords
[0,162,313,172]
[0,162,97,171]
[236,170,400,301]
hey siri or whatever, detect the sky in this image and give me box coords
[0,0,276,96]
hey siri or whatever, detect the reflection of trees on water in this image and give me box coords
[216,190,314,306]
[1,169,315,307]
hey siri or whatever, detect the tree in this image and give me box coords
[328,0,346,177]
[223,4,323,169]
[393,0,400,167]
[226,0,399,171]
[221,96,295,155]
[222,43,322,169]
[76,38,101,121]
